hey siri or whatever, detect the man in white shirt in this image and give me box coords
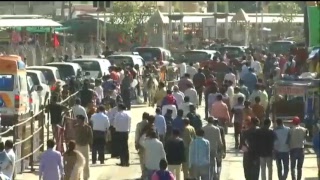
[186,62,197,79]
[178,62,187,78]
[72,98,88,123]
[3,140,15,180]
[172,85,185,109]
[250,56,262,77]
[114,104,131,166]
[224,68,237,87]
[180,96,193,117]
[232,86,245,108]
[94,79,104,104]
[90,105,110,164]
[142,130,166,179]
[184,84,198,108]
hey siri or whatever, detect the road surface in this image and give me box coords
[17,105,318,180]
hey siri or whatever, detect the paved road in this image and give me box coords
[18,105,318,180]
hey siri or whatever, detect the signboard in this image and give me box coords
[276,86,305,95]
[307,6,320,47]
[202,18,216,39]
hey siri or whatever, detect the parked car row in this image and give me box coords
[0,47,174,126]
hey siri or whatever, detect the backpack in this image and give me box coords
[156,170,171,180]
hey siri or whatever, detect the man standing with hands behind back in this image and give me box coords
[74,115,93,180]
[90,105,110,164]
[114,103,132,167]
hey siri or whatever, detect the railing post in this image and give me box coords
[15,139,22,174]
[46,111,50,141]
[30,115,34,172]
[40,110,45,152]
[20,129,24,173]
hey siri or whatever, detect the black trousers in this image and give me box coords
[121,89,131,110]
[110,126,119,158]
[116,131,129,164]
[195,87,203,106]
[204,93,209,119]
[243,153,260,180]
[92,130,106,163]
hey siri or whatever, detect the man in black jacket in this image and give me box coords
[256,118,276,180]
[165,129,185,180]
[240,117,260,180]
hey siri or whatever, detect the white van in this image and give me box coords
[72,58,111,78]
[0,56,30,126]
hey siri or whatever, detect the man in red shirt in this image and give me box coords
[109,66,119,82]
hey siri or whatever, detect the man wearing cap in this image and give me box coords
[288,116,307,180]
[202,116,223,180]
[74,115,93,180]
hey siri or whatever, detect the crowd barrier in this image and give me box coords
[0,91,79,178]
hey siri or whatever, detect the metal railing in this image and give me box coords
[0,91,79,178]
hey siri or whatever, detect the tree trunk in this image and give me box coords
[61,1,66,21]
[68,1,72,20]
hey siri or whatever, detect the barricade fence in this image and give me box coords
[0,91,79,178]
[5,77,175,177]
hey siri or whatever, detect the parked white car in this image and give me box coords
[26,76,42,116]
[27,70,51,106]
[72,58,111,78]
[26,66,65,90]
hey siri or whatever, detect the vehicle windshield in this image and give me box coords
[26,72,40,85]
[269,42,293,55]
[0,74,14,91]
[107,56,133,66]
[184,51,210,62]
[219,47,244,58]
[74,61,100,71]
[46,65,75,79]
[29,68,55,84]
[135,48,161,61]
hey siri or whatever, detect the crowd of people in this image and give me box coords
[22,48,319,180]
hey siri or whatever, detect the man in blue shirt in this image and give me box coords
[242,67,258,94]
[172,109,184,134]
[189,129,210,180]
[154,108,167,143]
[312,126,320,178]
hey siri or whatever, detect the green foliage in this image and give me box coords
[269,2,302,23]
[109,2,155,39]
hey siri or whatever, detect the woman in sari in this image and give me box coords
[63,141,85,180]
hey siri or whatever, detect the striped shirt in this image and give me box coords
[231,104,245,123]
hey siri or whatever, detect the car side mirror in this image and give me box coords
[36,85,43,91]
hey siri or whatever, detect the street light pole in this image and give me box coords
[261,2,264,42]
[255,1,259,43]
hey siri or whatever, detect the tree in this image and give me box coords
[109,2,155,44]
[269,2,301,36]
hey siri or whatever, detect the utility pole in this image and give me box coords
[68,1,72,20]
[12,2,16,15]
[261,2,264,42]
[255,1,259,43]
